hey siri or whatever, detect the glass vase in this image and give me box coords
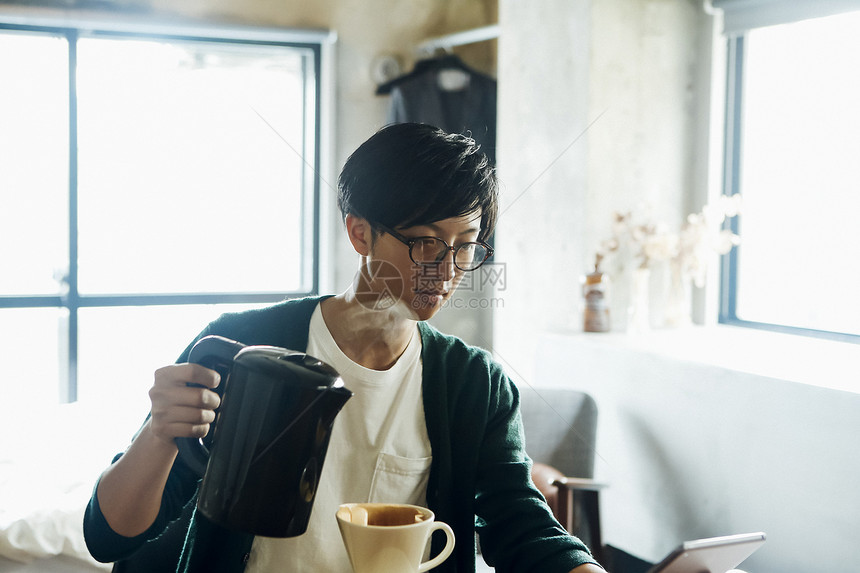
[627,267,651,333]
[665,265,693,328]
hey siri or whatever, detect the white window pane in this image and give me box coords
[736,11,860,335]
[0,308,65,404]
[75,37,309,295]
[0,32,69,295]
[76,303,268,407]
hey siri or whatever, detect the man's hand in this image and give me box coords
[570,564,606,573]
[95,362,221,538]
[149,363,221,444]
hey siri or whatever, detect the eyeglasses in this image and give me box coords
[374,222,493,272]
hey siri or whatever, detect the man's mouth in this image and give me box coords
[414,290,448,305]
[416,289,447,296]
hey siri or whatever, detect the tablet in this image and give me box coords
[647,532,767,573]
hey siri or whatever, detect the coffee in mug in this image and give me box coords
[336,503,455,573]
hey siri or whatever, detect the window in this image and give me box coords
[0,18,327,406]
[716,2,860,342]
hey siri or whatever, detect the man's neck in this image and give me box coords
[319,294,417,371]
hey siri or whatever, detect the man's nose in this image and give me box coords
[432,248,457,281]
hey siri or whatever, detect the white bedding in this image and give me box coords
[0,554,108,572]
[0,401,146,571]
[0,468,105,569]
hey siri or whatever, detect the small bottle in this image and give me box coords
[583,254,611,332]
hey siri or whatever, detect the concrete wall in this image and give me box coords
[495,0,710,380]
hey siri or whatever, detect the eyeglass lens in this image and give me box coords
[411,237,488,270]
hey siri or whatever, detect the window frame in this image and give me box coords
[0,16,331,401]
[717,30,860,344]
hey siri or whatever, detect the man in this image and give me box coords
[85,123,604,572]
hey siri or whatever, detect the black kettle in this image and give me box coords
[176,335,352,538]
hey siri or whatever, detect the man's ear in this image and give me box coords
[345,213,373,256]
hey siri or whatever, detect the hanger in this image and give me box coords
[376,24,499,95]
[375,52,484,95]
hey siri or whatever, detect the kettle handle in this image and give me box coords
[175,335,246,476]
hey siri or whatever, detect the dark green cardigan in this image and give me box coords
[84,296,598,572]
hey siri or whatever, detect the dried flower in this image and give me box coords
[675,196,741,287]
[600,210,677,270]
[597,196,741,286]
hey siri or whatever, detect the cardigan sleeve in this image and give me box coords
[83,445,202,563]
[418,321,601,573]
[83,319,216,563]
[471,363,601,572]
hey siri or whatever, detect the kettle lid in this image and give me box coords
[234,346,342,389]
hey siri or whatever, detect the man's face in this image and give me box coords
[364,212,482,321]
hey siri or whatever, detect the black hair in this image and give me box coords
[337,123,498,241]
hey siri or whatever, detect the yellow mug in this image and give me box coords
[336,503,455,573]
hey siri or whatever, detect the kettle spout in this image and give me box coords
[319,386,353,427]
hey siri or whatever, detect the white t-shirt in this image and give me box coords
[245,304,431,572]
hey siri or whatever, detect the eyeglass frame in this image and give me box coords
[372,221,494,272]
